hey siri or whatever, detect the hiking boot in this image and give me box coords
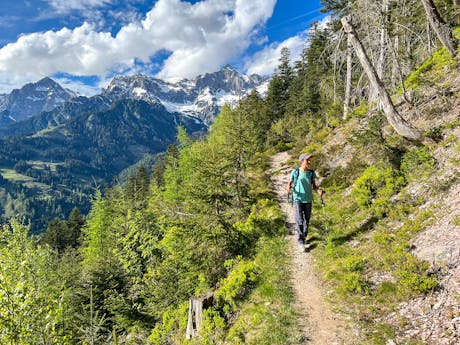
[297,242,305,253]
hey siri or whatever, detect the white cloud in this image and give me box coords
[0,0,277,92]
[244,15,332,77]
[244,32,308,76]
[54,76,101,96]
[46,0,113,14]
[151,0,277,80]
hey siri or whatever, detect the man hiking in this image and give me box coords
[287,153,324,251]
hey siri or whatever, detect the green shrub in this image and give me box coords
[194,309,226,345]
[342,256,367,272]
[148,303,189,344]
[215,260,259,316]
[339,272,370,295]
[453,27,460,40]
[352,165,405,216]
[350,113,385,149]
[452,215,460,227]
[394,253,438,296]
[404,47,457,90]
[352,103,370,118]
[233,198,285,253]
[321,156,368,189]
[400,146,435,181]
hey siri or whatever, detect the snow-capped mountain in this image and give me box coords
[0,66,268,136]
[102,65,268,125]
[0,77,77,123]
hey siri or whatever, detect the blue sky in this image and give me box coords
[0,0,328,95]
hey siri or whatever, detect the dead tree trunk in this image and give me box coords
[420,0,457,56]
[370,0,392,108]
[341,15,424,142]
[376,0,391,80]
[343,33,353,120]
[185,291,214,340]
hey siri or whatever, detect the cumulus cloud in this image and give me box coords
[46,0,113,14]
[0,0,276,92]
[244,32,308,76]
[54,76,102,96]
[243,15,331,77]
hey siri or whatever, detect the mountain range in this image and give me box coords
[0,66,268,232]
[0,65,268,137]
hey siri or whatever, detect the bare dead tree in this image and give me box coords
[343,33,353,120]
[369,0,392,107]
[341,15,424,142]
[376,0,391,80]
[420,0,458,56]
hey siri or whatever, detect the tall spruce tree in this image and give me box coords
[265,47,294,121]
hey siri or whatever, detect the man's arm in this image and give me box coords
[312,179,325,196]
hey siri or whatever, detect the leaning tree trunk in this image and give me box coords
[341,15,424,142]
[420,0,457,56]
[343,34,353,120]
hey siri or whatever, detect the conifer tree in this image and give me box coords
[0,221,69,344]
[265,47,294,121]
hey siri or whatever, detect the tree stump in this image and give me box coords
[185,291,214,340]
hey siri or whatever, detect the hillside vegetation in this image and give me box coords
[0,0,459,344]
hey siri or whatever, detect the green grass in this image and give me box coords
[224,237,302,345]
[26,160,62,172]
[0,168,35,182]
[310,173,439,343]
[0,168,51,191]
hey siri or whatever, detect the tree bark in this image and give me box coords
[371,0,391,108]
[376,0,391,81]
[420,0,457,56]
[343,34,353,120]
[341,15,424,142]
[185,291,214,340]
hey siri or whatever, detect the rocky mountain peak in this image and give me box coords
[0,66,267,132]
[102,66,267,125]
[0,77,77,122]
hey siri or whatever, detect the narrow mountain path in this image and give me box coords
[270,151,358,345]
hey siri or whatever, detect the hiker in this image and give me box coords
[287,153,324,250]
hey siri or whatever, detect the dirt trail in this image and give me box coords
[270,151,358,345]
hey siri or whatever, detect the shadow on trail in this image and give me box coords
[330,215,379,246]
[312,215,380,246]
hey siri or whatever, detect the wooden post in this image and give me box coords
[185,291,214,340]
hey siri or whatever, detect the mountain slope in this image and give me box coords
[0,77,77,123]
[0,99,205,232]
[1,99,205,181]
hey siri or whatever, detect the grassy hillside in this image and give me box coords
[293,48,460,344]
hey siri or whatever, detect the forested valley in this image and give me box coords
[1,0,459,344]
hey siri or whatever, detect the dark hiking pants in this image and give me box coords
[294,202,312,244]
